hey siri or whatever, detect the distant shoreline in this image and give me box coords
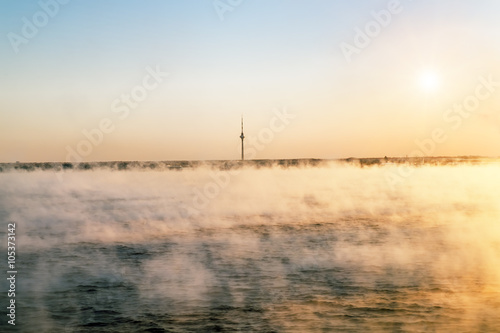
[0,156,498,172]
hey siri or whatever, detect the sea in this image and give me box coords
[1,159,499,332]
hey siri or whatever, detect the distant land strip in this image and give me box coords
[0,156,498,172]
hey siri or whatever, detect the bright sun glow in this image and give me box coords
[419,70,441,92]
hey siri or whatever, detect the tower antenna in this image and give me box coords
[240,116,245,161]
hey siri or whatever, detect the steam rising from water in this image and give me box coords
[1,162,499,331]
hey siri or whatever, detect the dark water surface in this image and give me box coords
[1,164,499,332]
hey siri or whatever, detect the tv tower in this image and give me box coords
[240,116,245,161]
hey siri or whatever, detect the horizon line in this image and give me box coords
[1,155,498,165]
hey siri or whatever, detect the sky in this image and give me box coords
[1,0,500,162]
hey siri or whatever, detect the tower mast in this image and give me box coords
[240,116,245,161]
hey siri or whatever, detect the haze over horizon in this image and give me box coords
[2,0,500,162]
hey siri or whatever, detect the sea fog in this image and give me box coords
[1,161,499,332]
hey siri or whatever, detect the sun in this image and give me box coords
[418,70,441,92]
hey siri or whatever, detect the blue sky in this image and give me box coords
[1,0,500,162]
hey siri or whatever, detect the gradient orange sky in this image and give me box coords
[1,0,500,162]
